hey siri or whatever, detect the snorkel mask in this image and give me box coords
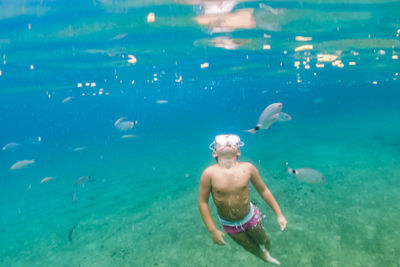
[209,134,245,151]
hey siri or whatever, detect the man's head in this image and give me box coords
[209,134,244,161]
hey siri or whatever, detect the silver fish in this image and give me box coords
[62,96,74,103]
[10,159,35,170]
[115,121,134,131]
[111,33,127,40]
[287,165,325,184]
[245,103,291,134]
[73,146,87,152]
[40,177,56,184]
[2,142,21,151]
[121,134,136,139]
[114,117,127,127]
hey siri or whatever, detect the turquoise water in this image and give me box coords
[1,0,399,266]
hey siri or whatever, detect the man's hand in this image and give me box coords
[210,229,226,245]
[277,215,287,231]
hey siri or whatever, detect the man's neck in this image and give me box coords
[217,157,238,169]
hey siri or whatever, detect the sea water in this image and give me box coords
[0,0,399,266]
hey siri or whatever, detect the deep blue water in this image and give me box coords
[1,0,400,266]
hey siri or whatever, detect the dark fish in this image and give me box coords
[68,224,78,242]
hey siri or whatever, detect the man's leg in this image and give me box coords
[246,221,271,250]
[228,232,268,262]
[247,222,280,265]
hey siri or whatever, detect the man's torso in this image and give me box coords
[209,162,252,221]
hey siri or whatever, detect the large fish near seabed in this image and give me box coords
[286,163,325,184]
[245,103,291,134]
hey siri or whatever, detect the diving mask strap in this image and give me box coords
[209,142,215,151]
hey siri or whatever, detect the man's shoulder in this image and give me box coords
[239,162,258,174]
[201,165,218,182]
[239,161,255,169]
[203,164,218,174]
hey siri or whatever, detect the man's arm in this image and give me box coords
[198,169,226,245]
[249,163,287,231]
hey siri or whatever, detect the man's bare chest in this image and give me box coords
[211,170,251,193]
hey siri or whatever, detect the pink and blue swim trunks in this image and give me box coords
[218,203,261,234]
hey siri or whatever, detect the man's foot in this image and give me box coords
[264,250,280,265]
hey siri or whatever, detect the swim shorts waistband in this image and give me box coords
[218,203,255,227]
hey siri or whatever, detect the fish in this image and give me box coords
[114,117,127,127]
[75,175,90,185]
[121,134,136,139]
[2,142,21,151]
[40,177,56,184]
[286,163,325,184]
[313,98,325,104]
[62,96,74,103]
[68,223,78,242]
[115,121,134,131]
[111,33,127,40]
[245,103,292,134]
[155,100,168,104]
[73,146,87,152]
[72,190,77,203]
[10,159,35,170]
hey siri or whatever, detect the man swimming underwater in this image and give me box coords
[199,134,287,264]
